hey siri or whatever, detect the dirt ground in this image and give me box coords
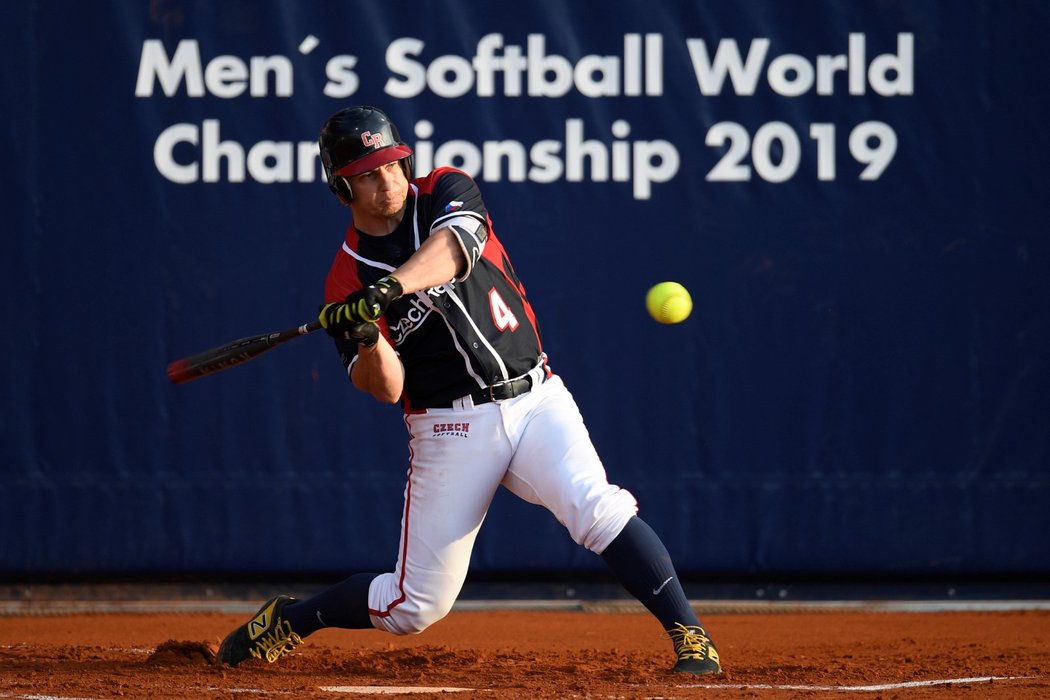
[0,608,1047,699]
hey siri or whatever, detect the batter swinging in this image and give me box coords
[216,105,722,675]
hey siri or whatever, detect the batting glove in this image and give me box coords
[318,304,381,346]
[342,276,403,323]
[343,321,380,347]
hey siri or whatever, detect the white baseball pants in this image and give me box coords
[366,374,638,635]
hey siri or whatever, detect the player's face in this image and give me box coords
[348,160,409,220]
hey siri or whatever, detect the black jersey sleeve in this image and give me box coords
[421,168,489,280]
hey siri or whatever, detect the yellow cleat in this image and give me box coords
[666,622,722,674]
[216,595,303,666]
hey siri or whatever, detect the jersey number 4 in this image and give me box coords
[489,289,519,331]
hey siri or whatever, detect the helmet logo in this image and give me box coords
[361,131,386,149]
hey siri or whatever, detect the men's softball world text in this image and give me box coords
[136,32,914,199]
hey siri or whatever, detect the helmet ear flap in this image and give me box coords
[402,155,414,181]
[328,175,353,205]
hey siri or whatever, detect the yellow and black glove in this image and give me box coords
[319,276,401,343]
[344,275,403,323]
[318,305,380,346]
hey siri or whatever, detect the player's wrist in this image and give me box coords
[377,275,403,299]
[358,335,382,352]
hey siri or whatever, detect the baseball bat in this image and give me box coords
[167,320,323,384]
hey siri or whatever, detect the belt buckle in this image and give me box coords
[488,377,523,403]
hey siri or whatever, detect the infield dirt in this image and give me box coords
[0,609,1047,698]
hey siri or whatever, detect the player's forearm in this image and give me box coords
[350,337,404,403]
[391,228,467,294]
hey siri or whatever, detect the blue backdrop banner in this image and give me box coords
[2,0,1048,576]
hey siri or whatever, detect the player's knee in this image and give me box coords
[577,489,639,553]
[387,612,438,636]
[381,598,454,635]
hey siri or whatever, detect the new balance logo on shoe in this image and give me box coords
[217,596,303,667]
[248,599,278,640]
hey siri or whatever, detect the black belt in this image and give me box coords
[469,375,534,405]
[427,372,542,409]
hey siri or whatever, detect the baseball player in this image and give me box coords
[216,105,721,675]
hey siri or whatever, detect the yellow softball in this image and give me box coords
[645,281,693,324]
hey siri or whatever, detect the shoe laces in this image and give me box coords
[248,618,303,663]
[666,622,714,660]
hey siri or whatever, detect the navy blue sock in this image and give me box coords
[600,517,700,630]
[280,572,378,638]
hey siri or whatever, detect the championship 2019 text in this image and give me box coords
[136,32,914,200]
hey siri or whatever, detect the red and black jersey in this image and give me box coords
[324,167,544,410]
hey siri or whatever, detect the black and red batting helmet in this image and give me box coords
[319,105,414,203]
